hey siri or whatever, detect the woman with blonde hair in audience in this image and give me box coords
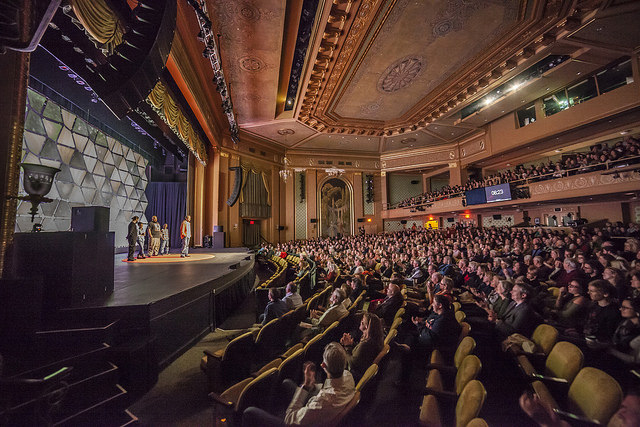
[340,312,384,382]
[603,266,628,300]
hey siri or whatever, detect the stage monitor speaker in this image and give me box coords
[310,219,317,223]
[213,225,224,232]
[227,166,243,207]
[72,206,110,232]
[400,220,407,225]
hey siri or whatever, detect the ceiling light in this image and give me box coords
[286,99,292,105]
[554,149,561,153]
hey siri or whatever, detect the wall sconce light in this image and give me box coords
[8,163,60,222]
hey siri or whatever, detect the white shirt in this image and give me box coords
[285,370,355,426]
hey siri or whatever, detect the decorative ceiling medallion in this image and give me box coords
[239,56,265,73]
[400,137,416,145]
[236,3,260,22]
[430,0,489,40]
[277,128,295,135]
[377,56,424,93]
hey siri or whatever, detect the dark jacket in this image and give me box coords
[374,292,403,327]
[127,221,137,244]
[496,301,539,337]
[262,299,288,325]
[417,309,461,357]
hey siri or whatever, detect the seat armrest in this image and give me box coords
[203,349,223,360]
[423,387,457,400]
[208,392,234,408]
[553,408,601,425]
[528,373,569,384]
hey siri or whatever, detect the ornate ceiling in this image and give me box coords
[191,0,639,156]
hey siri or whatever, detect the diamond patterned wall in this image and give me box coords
[17,89,149,248]
[388,173,422,205]
[295,171,307,240]
[482,215,514,228]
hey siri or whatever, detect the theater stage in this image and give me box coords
[55,247,256,390]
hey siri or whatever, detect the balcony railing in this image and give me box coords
[385,154,640,211]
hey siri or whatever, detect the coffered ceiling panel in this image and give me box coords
[425,123,475,141]
[242,120,317,146]
[297,134,381,152]
[384,131,447,152]
[332,0,519,123]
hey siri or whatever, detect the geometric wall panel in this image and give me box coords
[18,88,150,248]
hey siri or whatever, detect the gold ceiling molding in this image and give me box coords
[296,0,597,137]
[147,81,209,164]
[70,0,125,55]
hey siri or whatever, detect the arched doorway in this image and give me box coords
[318,177,353,238]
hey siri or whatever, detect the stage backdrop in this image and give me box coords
[18,88,150,248]
[144,182,187,249]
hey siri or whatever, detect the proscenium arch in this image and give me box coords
[317,175,354,237]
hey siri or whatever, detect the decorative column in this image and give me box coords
[193,157,205,246]
[448,162,468,187]
[0,50,30,278]
[204,147,219,235]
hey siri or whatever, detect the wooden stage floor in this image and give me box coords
[79,247,253,308]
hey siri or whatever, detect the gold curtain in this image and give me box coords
[261,171,271,206]
[71,0,124,55]
[147,81,208,164]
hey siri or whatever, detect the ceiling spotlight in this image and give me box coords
[286,99,293,105]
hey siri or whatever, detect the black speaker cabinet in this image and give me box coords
[13,231,115,309]
[213,225,224,232]
[72,206,110,232]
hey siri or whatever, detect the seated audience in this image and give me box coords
[340,313,384,382]
[584,280,622,342]
[260,288,288,326]
[282,282,303,311]
[243,342,356,426]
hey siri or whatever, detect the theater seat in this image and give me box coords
[517,341,583,384]
[529,324,559,356]
[425,355,482,398]
[533,367,623,425]
[201,330,256,392]
[458,322,471,342]
[419,380,486,427]
[455,311,466,324]
[428,336,476,373]
[210,367,279,425]
[384,329,397,346]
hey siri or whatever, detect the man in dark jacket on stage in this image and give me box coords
[127,216,139,261]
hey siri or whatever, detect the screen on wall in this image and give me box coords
[465,188,487,206]
[485,183,512,203]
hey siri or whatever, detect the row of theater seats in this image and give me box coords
[508,323,623,425]
[255,255,289,290]
[203,284,383,425]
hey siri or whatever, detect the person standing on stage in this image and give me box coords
[127,216,139,261]
[180,215,191,258]
[148,215,161,256]
[137,221,147,259]
[160,223,169,255]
